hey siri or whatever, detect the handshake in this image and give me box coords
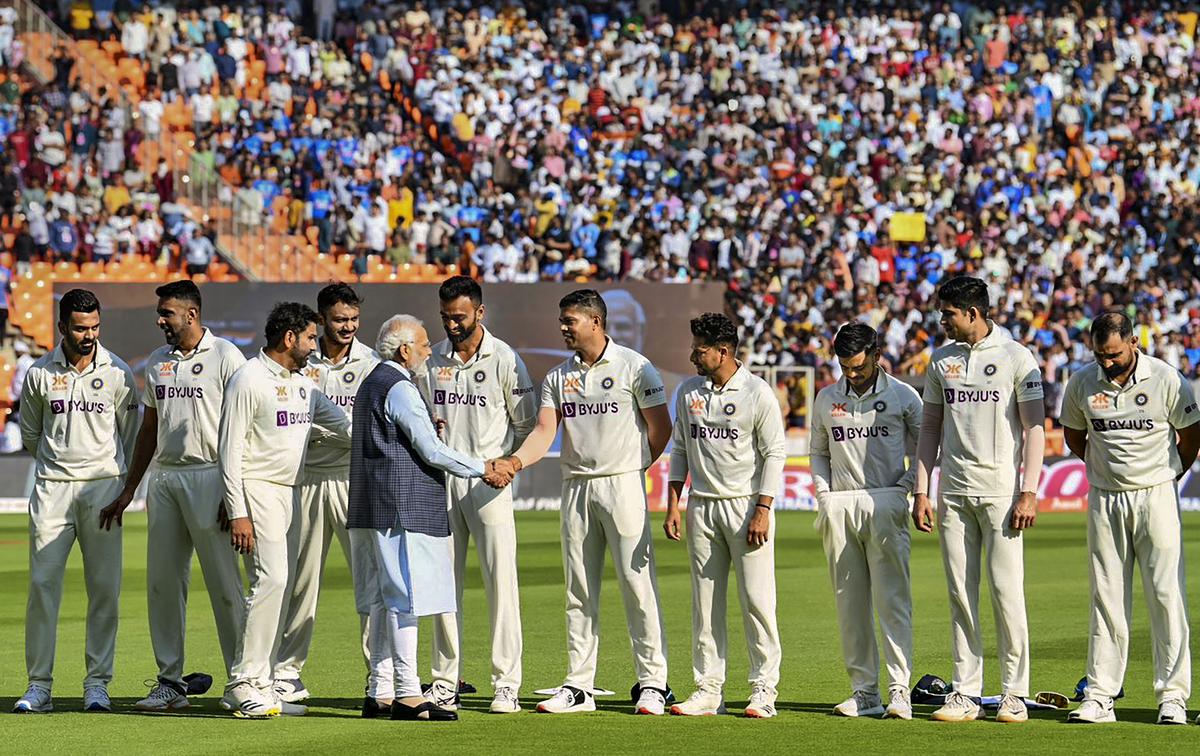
[483,456,523,489]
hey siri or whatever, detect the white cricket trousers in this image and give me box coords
[815,487,912,693]
[686,495,780,693]
[228,479,293,692]
[26,476,124,689]
[560,471,668,692]
[937,493,1030,697]
[431,475,522,692]
[147,465,246,685]
[1086,480,1190,703]
[275,469,370,680]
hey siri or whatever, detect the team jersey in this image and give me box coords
[302,338,380,473]
[540,338,667,478]
[1060,352,1199,492]
[219,351,351,519]
[20,342,139,481]
[143,328,246,466]
[667,365,786,499]
[922,322,1043,498]
[423,327,537,461]
[810,369,923,493]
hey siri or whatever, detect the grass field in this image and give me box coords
[1,510,1199,753]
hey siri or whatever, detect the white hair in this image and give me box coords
[376,314,423,362]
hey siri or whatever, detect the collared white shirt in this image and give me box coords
[302,338,380,472]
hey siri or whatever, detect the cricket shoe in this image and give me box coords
[744,684,777,719]
[135,679,190,711]
[83,685,112,713]
[1158,698,1188,725]
[834,690,884,718]
[423,680,460,711]
[670,690,726,716]
[635,687,666,715]
[930,691,985,722]
[1068,697,1116,723]
[995,694,1028,723]
[227,683,280,719]
[537,686,596,714]
[490,687,521,714]
[273,678,310,703]
[12,685,52,714]
[884,686,912,720]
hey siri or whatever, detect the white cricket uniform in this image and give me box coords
[425,328,537,693]
[19,342,139,689]
[275,338,379,682]
[922,322,1043,697]
[810,370,922,693]
[1060,353,1197,703]
[219,351,351,693]
[143,329,247,685]
[668,365,785,694]
[541,338,669,692]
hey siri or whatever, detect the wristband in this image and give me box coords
[755,503,772,510]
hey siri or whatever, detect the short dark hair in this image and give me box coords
[439,275,482,307]
[833,323,879,358]
[59,288,100,323]
[559,289,606,327]
[689,312,739,351]
[937,275,990,317]
[265,302,319,349]
[155,280,202,311]
[316,282,362,315]
[1091,311,1133,345]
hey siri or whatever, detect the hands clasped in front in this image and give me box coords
[483,456,522,489]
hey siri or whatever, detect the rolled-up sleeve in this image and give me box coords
[385,381,485,478]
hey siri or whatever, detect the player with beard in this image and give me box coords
[1060,312,1200,725]
[95,280,248,713]
[423,276,537,714]
[274,284,380,703]
[14,289,139,714]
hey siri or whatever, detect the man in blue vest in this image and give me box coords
[347,314,508,721]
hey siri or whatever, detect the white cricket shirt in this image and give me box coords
[302,338,380,473]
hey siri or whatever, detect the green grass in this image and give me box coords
[1,511,1199,753]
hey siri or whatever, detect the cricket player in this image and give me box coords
[425,276,537,715]
[96,280,248,712]
[663,313,785,719]
[809,323,922,720]
[913,275,1045,723]
[14,289,139,714]
[1060,312,1200,725]
[274,283,380,703]
[219,302,351,718]
[497,289,672,715]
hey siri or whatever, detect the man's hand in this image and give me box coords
[230,517,255,554]
[434,416,448,441]
[483,458,515,489]
[912,493,935,533]
[747,506,770,546]
[217,504,231,532]
[1011,491,1038,530]
[99,489,135,531]
[663,507,682,541]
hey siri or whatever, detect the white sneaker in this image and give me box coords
[1068,697,1116,724]
[536,686,595,714]
[931,691,985,722]
[834,690,884,718]
[229,683,281,719]
[995,694,1028,723]
[884,686,912,720]
[635,687,666,715]
[12,685,52,713]
[278,698,308,717]
[1158,698,1188,725]
[423,680,459,712]
[490,687,521,714]
[83,685,112,713]
[744,683,777,719]
[272,678,310,703]
[135,680,190,712]
[670,690,726,716]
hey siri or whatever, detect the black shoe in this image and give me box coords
[390,700,458,722]
[362,697,388,719]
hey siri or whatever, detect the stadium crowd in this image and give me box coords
[11,0,1200,426]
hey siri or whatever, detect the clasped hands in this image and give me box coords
[483,456,522,489]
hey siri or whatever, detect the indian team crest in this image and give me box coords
[91,377,104,390]
[723,403,736,416]
[191,363,204,375]
[474,370,486,384]
[984,364,997,377]
[343,371,356,384]
[601,376,615,390]
[299,387,308,401]
[874,400,887,412]
[1136,393,1148,406]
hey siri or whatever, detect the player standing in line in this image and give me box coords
[274,284,380,703]
[97,280,248,712]
[662,313,785,719]
[424,277,537,714]
[808,323,922,720]
[1059,313,1200,725]
[14,289,139,714]
[494,289,673,715]
[912,276,1045,724]
[218,303,351,718]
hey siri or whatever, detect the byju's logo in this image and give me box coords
[831,426,846,442]
[276,410,290,427]
[155,385,166,400]
[434,389,447,404]
[944,388,956,405]
[51,399,65,415]
[561,402,577,417]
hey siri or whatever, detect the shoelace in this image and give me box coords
[888,689,907,706]
[752,685,773,704]
[496,689,517,702]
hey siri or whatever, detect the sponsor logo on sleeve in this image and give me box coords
[512,386,535,396]
[644,385,664,398]
[1026,381,1041,390]
[1186,403,1197,415]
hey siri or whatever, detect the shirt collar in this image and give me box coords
[437,326,495,363]
[572,336,612,368]
[258,349,296,379]
[52,341,112,371]
[315,337,373,367]
[1095,351,1153,388]
[172,327,215,357]
[706,362,749,392]
[966,320,1010,351]
[386,359,412,379]
[841,367,889,398]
